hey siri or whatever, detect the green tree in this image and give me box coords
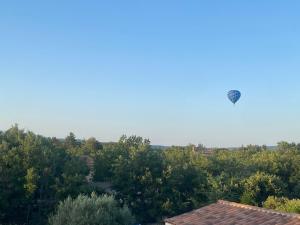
[112,136,163,222]
[64,132,78,148]
[83,137,103,155]
[112,142,211,222]
[161,148,210,216]
[54,157,90,199]
[240,172,286,206]
[49,193,135,225]
[264,196,300,213]
[0,126,95,224]
[0,126,28,223]
[24,167,39,197]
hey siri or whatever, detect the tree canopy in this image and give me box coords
[1,126,300,224]
[48,193,135,225]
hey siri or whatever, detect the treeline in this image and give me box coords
[0,126,103,225]
[1,126,300,224]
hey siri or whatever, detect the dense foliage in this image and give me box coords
[0,126,102,224]
[263,196,300,213]
[1,126,300,224]
[49,193,135,225]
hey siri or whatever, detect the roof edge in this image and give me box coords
[217,200,300,219]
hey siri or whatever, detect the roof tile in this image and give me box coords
[165,200,300,225]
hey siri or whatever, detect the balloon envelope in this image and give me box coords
[227,90,241,104]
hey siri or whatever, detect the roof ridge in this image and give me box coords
[217,200,300,219]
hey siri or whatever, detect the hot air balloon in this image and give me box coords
[227,90,241,104]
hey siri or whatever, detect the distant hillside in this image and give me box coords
[151,145,169,150]
[152,145,278,151]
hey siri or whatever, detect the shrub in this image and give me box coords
[264,196,300,213]
[49,193,135,225]
[240,172,286,206]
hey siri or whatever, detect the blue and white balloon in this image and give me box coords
[227,90,241,104]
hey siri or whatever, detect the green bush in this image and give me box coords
[264,196,300,213]
[240,172,285,206]
[48,193,135,225]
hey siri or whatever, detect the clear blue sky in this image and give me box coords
[1,1,300,147]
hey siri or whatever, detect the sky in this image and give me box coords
[1,1,300,147]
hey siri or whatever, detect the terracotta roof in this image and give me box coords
[164,200,300,225]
